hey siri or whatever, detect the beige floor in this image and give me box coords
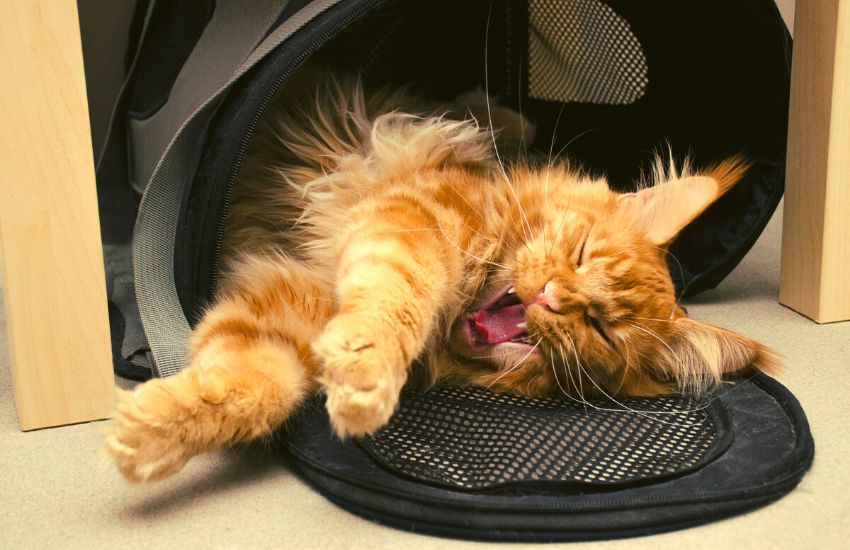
[1,203,848,550]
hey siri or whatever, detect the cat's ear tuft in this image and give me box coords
[618,157,749,245]
[658,317,779,396]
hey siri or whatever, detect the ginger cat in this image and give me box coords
[105,76,775,482]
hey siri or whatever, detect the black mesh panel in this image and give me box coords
[359,385,727,490]
[527,0,648,105]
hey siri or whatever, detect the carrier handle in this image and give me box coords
[133,0,341,377]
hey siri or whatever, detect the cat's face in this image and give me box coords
[448,161,774,398]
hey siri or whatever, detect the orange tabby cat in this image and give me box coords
[105,76,775,482]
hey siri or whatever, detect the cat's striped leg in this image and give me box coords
[313,194,460,437]
[105,256,333,482]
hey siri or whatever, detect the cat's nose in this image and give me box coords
[535,281,564,313]
[535,280,586,313]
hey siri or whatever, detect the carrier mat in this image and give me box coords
[284,373,813,542]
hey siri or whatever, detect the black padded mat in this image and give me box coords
[285,374,813,541]
[358,386,731,490]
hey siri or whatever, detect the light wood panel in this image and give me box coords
[0,0,115,429]
[780,0,850,324]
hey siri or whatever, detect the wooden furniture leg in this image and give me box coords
[780,0,850,323]
[0,0,115,429]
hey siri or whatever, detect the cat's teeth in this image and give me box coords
[517,322,527,329]
[508,287,516,294]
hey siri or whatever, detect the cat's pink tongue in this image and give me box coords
[475,305,527,344]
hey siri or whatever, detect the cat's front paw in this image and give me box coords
[313,316,407,438]
[103,379,198,483]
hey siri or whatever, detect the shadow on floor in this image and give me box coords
[119,437,295,519]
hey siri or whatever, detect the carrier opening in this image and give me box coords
[179,0,790,323]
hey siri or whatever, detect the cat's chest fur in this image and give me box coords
[221,78,513,296]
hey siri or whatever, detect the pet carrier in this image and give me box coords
[97,0,812,541]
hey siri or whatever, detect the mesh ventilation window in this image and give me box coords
[528,0,648,105]
[360,386,727,490]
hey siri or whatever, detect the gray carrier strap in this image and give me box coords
[133,0,341,377]
[129,0,288,193]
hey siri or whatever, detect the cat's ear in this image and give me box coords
[658,317,778,395]
[617,158,748,245]
[617,176,719,245]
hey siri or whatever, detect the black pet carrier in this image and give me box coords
[97,0,812,541]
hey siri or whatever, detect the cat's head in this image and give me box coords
[448,157,777,398]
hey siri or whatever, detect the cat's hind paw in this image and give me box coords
[103,382,197,483]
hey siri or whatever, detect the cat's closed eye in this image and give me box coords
[585,305,612,346]
[577,236,589,267]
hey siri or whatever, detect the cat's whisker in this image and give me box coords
[516,55,529,156]
[435,217,510,270]
[447,289,482,303]
[552,342,572,394]
[380,224,493,248]
[547,213,569,258]
[543,128,600,260]
[613,335,636,396]
[613,242,688,315]
[626,316,679,324]
[549,128,601,169]
[441,179,493,231]
[510,338,543,370]
[627,319,689,369]
[554,337,706,422]
[485,338,542,389]
[572,355,708,427]
[550,353,591,408]
[549,353,568,396]
[561,336,589,415]
[546,105,567,174]
[509,53,536,249]
[379,228,439,233]
[663,250,688,314]
[683,369,764,412]
[561,330,708,423]
[603,322,718,417]
[560,344,600,417]
[554,343,579,401]
[547,184,586,259]
[457,218,503,246]
[484,0,534,248]
[624,320,692,388]
[540,104,568,257]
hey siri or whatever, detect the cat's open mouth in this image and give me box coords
[463,284,534,348]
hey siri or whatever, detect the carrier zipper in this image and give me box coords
[208,0,387,295]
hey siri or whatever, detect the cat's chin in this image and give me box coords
[489,341,541,357]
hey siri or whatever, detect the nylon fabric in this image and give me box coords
[130,0,288,193]
[133,0,341,376]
